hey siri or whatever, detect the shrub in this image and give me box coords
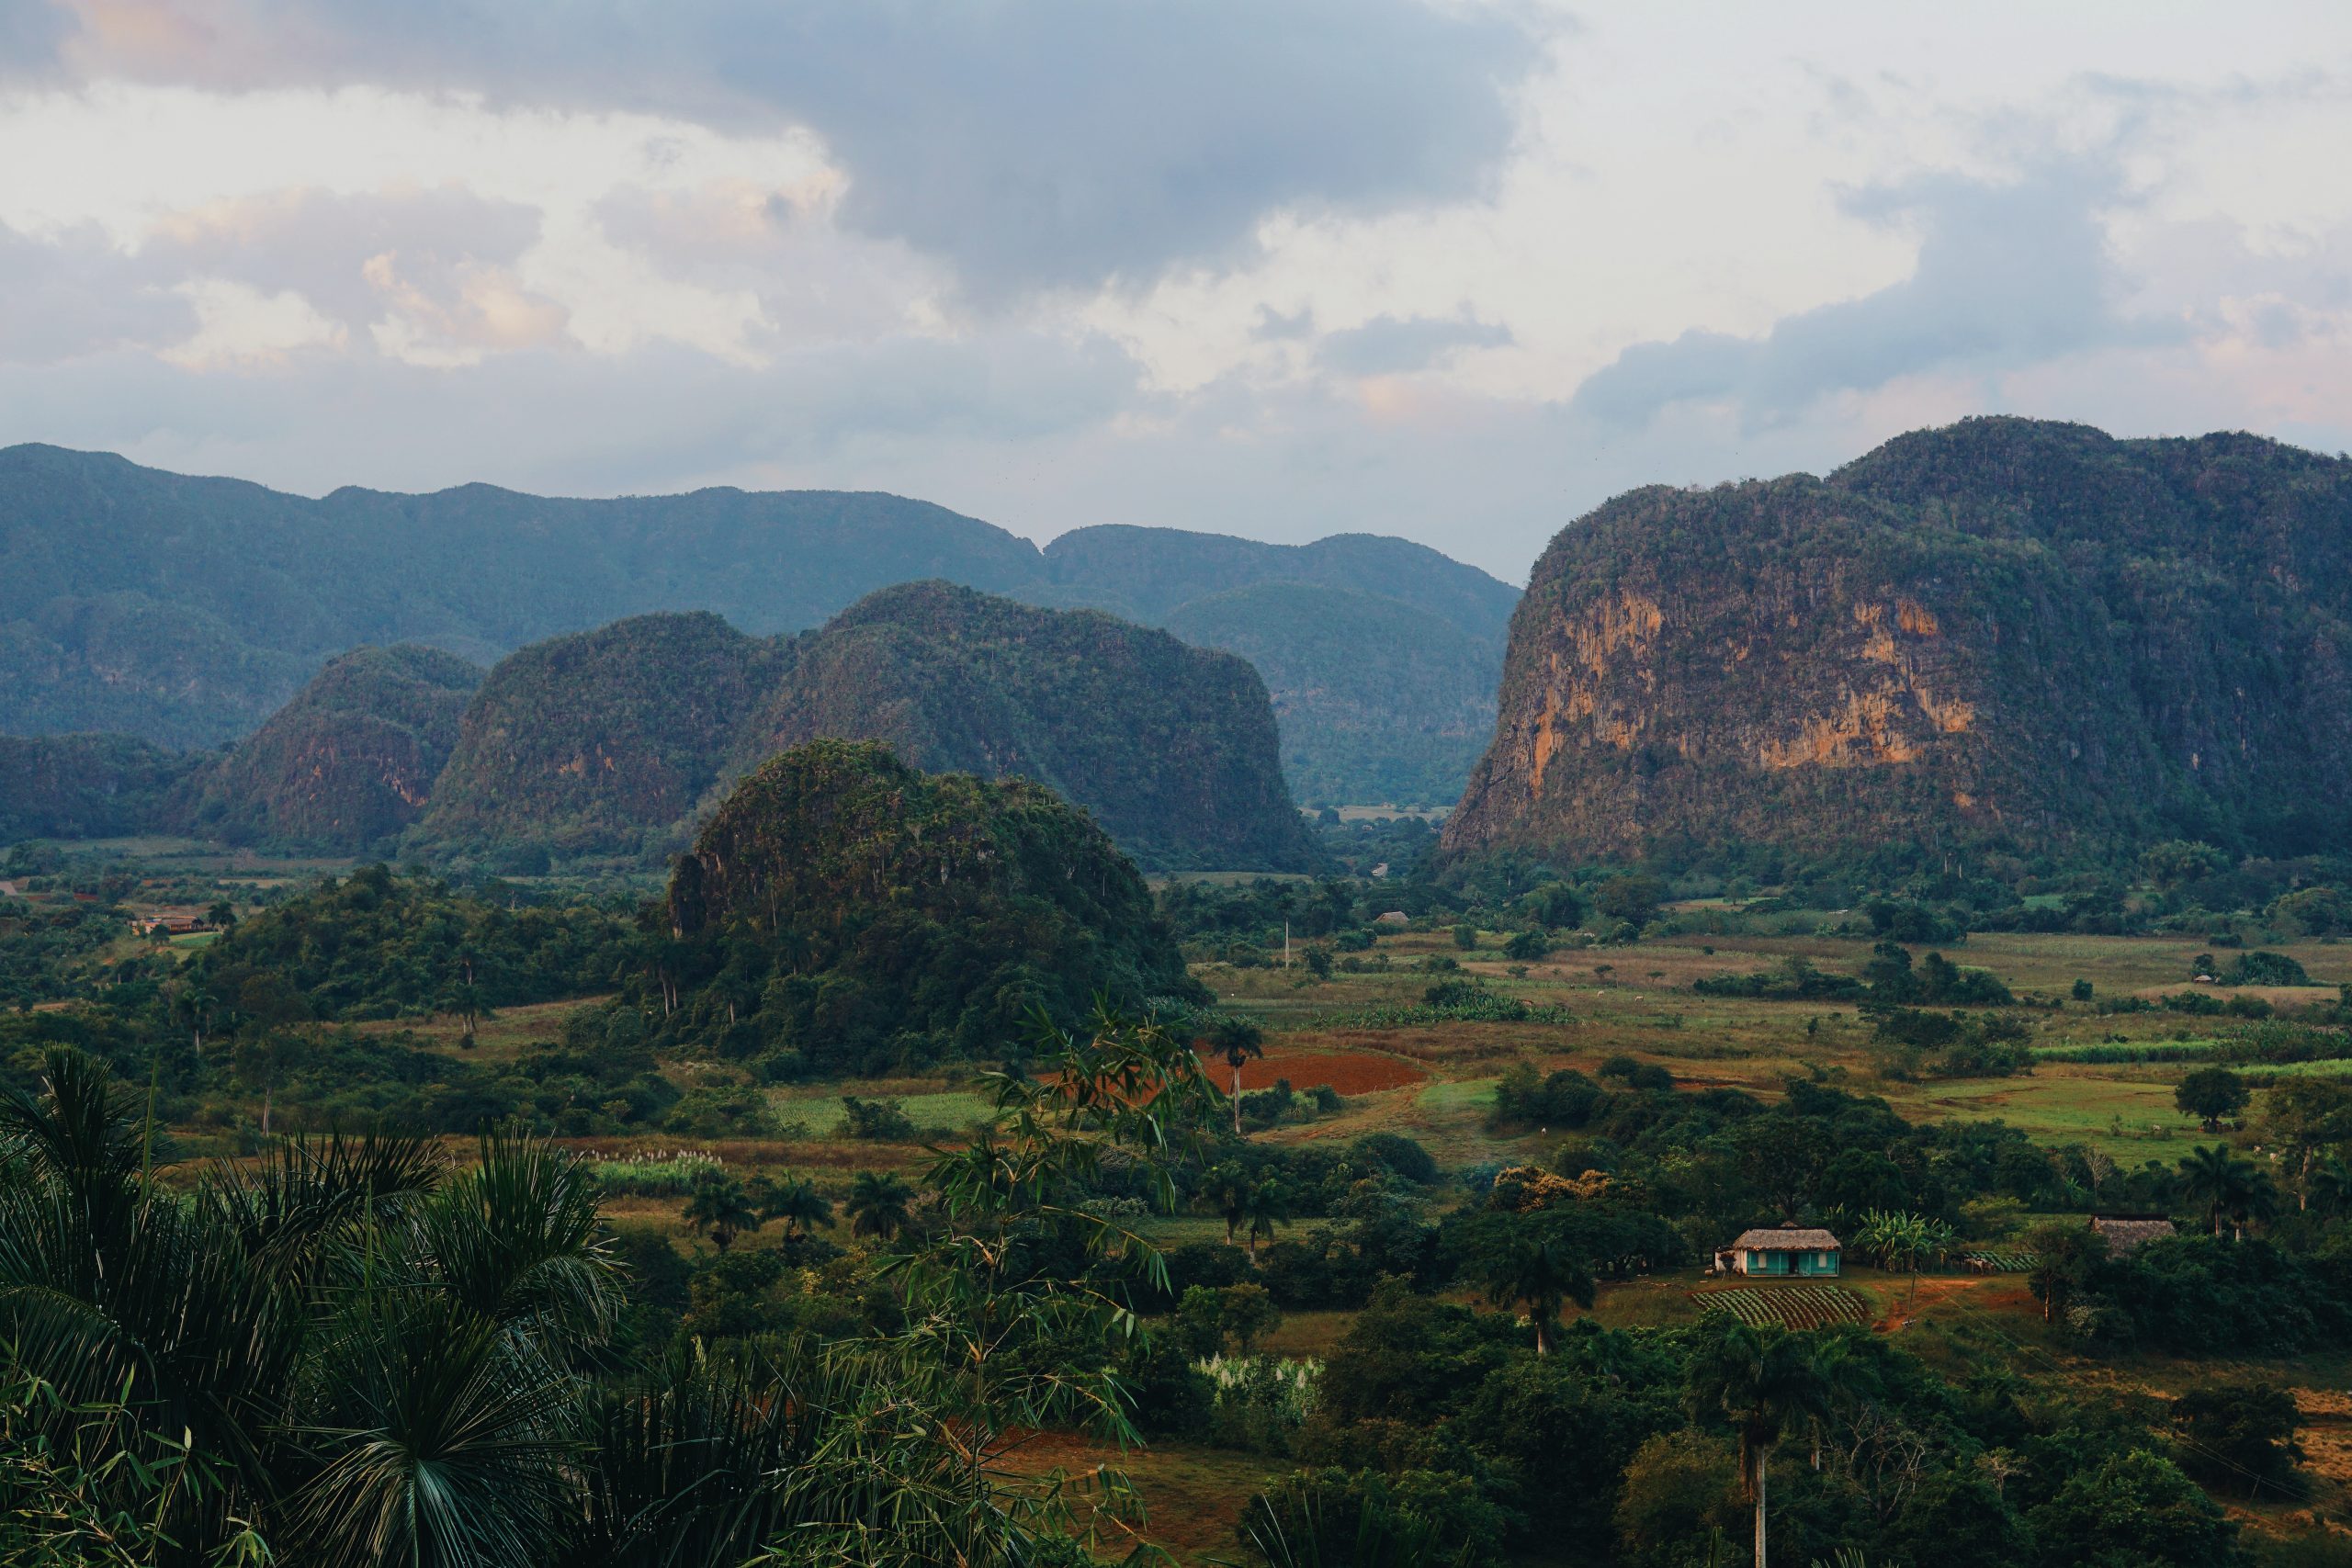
[838,1095,917,1141]
[2224,951,2312,987]
[1240,1466,1506,1568]
[1503,929,1555,963]
[1349,1132,1439,1185]
[2170,1383,2306,1498]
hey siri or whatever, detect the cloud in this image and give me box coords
[0,220,193,363]
[160,278,345,368]
[1319,312,1513,377]
[591,181,948,349]
[143,186,565,365]
[1569,159,2176,426]
[16,0,1544,299]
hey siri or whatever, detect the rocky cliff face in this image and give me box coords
[1442,418,2352,867]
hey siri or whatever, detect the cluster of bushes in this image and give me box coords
[1238,1077,1344,1130]
[1312,977,1577,1030]
[1692,955,1863,1000]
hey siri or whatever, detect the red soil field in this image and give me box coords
[1200,1045,1430,1095]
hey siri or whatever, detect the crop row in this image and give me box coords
[1697,1284,1873,1330]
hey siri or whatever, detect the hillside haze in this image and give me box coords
[1444,417,2352,869]
[0,445,1516,805]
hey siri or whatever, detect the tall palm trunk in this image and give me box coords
[1753,1441,1770,1568]
[1231,1062,1244,1134]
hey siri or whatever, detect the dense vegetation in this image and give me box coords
[0,1014,1234,1567]
[179,644,483,851]
[4,821,2351,1564]
[649,739,1204,1074]
[1447,417,2352,870]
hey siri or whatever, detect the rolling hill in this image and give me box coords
[1442,417,2352,870]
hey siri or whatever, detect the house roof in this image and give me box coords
[1730,1227,1840,1251]
[2090,1217,2177,1254]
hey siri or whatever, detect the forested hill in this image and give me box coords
[0,445,1515,803]
[393,589,1312,872]
[0,733,197,841]
[1443,416,2352,870]
[0,445,1036,748]
[655,739,1204,1069]
[1029,524,1517,647]
[745,582,1316,871]
[178,644,482,851]
[407,613,784,864]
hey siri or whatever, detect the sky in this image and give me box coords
[1,2,2347,581]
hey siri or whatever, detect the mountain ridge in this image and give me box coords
[0,443,1515,804]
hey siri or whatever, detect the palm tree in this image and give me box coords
[683,1173,761,1251]
[2309,1155,2352,1217]
[1802,1331,1879,1469]
[1242,1178,1287,1258]
[1205,1016,1265,1136]
[753,1173,836,1237]
[2228,1165,2282,1240]
[845,1170,916,1240]
[0,1050,622,1567]
[1472,1220,1595,1356]
[2178,1145,2263,1238]
[1193,1161,1255,1247]
[1686,1322,1831,1568]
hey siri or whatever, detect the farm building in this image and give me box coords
[2090,1215,2177,1255]
[1720,1224,1842,1277]
[135,909,214,936]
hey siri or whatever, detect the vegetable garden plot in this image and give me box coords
[1694,1284,1874,1329]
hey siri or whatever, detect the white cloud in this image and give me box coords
[161,277,345,367]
